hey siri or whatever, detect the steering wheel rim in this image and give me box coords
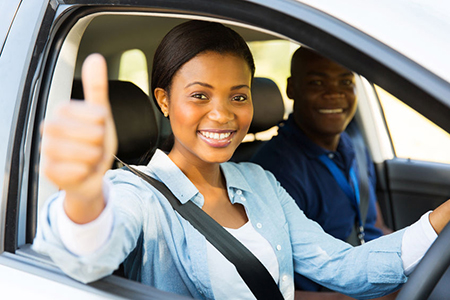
[396,221,450,300]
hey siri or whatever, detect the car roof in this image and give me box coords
[293,0,450,84]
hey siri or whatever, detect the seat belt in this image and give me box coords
[346,121,370,246]
[116,157,284,300]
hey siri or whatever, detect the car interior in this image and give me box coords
[20,7,450,299]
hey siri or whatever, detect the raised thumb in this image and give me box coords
[81,53,109,107]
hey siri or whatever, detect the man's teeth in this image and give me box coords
[319,108,344,114]
[201,132,232,140]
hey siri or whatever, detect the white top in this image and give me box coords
[207,220,280,300]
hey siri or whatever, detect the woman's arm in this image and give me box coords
[429,199,450,234]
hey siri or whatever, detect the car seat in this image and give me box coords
[71,79,159,166]
[230,77,285,162]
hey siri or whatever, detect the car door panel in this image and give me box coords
[384,158,450,230]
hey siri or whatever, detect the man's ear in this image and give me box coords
[286,77,295,100]
[154,88,169,117]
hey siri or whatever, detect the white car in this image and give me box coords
[1,0,449,299]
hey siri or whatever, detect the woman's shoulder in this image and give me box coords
[222,161,278,184]
[104,165,159,193]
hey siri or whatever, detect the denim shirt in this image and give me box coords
[34,150,407,300]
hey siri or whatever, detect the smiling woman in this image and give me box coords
[155,52,253,167]
[32,19,450,300]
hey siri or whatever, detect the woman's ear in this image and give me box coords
[154,88,169,117]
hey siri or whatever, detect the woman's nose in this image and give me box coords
[208,100,234,123]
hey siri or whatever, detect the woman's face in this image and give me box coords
[156,51,253,167]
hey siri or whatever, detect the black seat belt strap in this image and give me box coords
[116,157,284,300]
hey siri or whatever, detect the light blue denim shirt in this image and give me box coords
[34,150,407,300]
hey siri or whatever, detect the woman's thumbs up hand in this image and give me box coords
[42,54,118,224]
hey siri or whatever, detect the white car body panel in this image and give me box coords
[295,0,450,84]
[0,262,118,299]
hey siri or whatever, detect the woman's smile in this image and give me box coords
[198,130,236,147]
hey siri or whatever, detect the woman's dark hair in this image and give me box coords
[151,20,255,108]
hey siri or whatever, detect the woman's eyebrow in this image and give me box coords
[185,82,250,90]
[185,81,213,89]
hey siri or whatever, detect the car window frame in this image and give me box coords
[3,0,450,298]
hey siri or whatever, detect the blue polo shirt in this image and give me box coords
[252,115,383,291]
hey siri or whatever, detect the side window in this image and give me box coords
[247,40,297,116]
[246,40,297,141]
[376,85,450,164]
[118,49,149,95]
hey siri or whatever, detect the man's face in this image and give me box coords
[288,54,357,140]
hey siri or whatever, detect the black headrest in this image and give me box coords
[71,80,158,164]
[250,77,284,133]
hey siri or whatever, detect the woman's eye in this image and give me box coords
[192,93,208,100]
[232,95,247,102]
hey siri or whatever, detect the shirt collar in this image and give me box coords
[147,149,199,205]
[282,114,355,165]
[146,149,253,206]
[220,162,254,197]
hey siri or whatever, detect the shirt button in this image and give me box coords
[236,190,242,195]
[282,275,288,281]
[276,245,281,251]
[328,153,334,159]
[256,223,262,229]
[241,196,246,201]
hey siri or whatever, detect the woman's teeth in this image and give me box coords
[201,131,231,140]
[319,108,344,114]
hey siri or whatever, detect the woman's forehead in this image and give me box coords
[172,52,252,86]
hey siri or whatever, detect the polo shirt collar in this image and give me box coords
[283,114,355,165]
[283,115,328,159]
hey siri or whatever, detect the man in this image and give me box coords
[252,47,391,292]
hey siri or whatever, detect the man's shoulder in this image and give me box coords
[252,125,305,162]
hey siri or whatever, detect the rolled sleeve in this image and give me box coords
[57,182,114,256]
[401,211,437,275]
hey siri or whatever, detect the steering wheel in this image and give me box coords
[396,221,450,300]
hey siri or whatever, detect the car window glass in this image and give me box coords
[118,49,149,95]
[376,85,450,164]
[248,40,297,117]
[246,40,297,141]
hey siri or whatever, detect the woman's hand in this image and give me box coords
[41,54,117,224]
[429,199,450,234]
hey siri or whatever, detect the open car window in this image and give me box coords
[377,85,450,164]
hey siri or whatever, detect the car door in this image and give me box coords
[354,80,450,231]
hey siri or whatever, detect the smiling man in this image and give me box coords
[252,47,390,292]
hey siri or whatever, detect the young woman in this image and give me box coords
[34,21,450,300]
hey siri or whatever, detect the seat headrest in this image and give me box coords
[71,80,158,164]
[250,77,284,133]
